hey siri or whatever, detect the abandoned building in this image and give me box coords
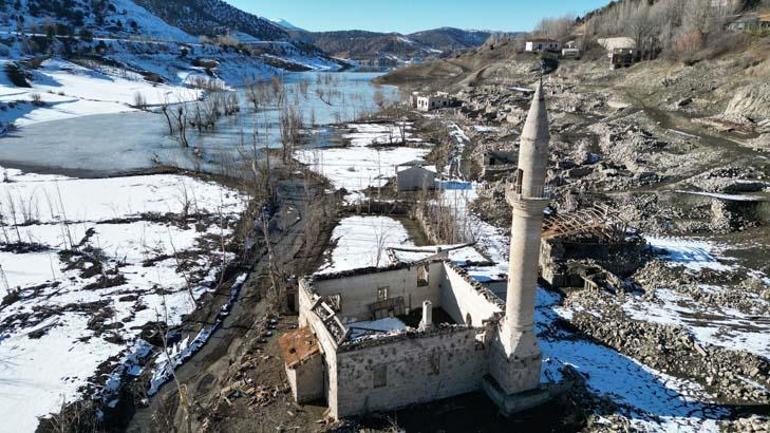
[481,150,519,180]
[524,38,561,53]
[416,92,452,111]
[610,48,640,70]
[727,13,770,32]
[280,81,555,419]
[396,162,437,192]
[539,204,647,290]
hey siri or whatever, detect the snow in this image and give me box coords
[342,122,423,147]
[347,317,408,340]
[623,287,770,359]
[316,216,415,274]
[294,120,430,203]
[110,0,198,43]
[388,244,490,266]
[0,169,243,225]
[539,290,728,433]
[674,189,766,202]
[0,59,201,127]
[0,314,123,433]
[473,125,500,133]
[646,236,735,272]
[294,145,429,203]
[0,165,247,432]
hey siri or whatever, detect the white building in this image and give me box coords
[280,82,555,419]
[416,92,452,112]
[524,39,561,53]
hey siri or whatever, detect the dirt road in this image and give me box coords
[126,176,336,432]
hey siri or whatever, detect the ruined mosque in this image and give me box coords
[279,81,554,419]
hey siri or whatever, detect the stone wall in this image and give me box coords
[311,263,444,321]
[333,327,487,417]
[297,282,340,408]
[440,263,503,326]
[286,353,324,404]
[412,206,442,245]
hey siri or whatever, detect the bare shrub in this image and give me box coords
[279,105,303,162]
[29,93,44,106]
[132,91,147,109]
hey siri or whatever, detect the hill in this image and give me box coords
[0,0,342,85]
[292,27,517,69]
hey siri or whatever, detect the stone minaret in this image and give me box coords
[490,80,550,395]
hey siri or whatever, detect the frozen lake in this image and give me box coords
[0,72,396,176]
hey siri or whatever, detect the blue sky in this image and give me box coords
[226,0,611,34]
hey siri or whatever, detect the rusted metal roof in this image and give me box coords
[278,327,321,369]
[542,203,632,242]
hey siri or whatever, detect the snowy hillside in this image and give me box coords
[0,0,340,74]
[0,0,196,42]
[0,0,343,132]
[131,0,290,41]
[270,18,305,32]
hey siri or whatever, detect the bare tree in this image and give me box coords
[174,106,189,148]
[132,91,147,109]
[534,15,575,39]
[279,104,304,163]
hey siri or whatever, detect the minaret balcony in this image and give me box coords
[505,183,553,206]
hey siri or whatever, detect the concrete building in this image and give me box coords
[396,163,437,192]
[280,82,554,419]
[524,39,561,53]
[416,92,452,112]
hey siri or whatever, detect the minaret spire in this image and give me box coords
[517,79,550,198]
[490,79,551,395]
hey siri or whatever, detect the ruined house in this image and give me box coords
[538,204,647,289]
[727,13,770,32]
[280,81,556,419]
[481,150,518,180]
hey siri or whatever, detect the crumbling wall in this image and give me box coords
[286,353,324,404]
[333,327,486,418]
[311,263,444,320]
[439,263,503,326]
[412,205,443,245]
[297,282,340,408]
[540,237,647,288]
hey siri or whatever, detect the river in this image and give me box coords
[0,72,397,177]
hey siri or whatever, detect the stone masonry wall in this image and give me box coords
[312,263,444,320]
[298,283,339,410]
[333,327,487,417]
[440,264,503,326]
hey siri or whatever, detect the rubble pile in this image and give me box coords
[724,415,770,433]
[688,166,769,193]
[564,286,770,403]
[456,86,531,124]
